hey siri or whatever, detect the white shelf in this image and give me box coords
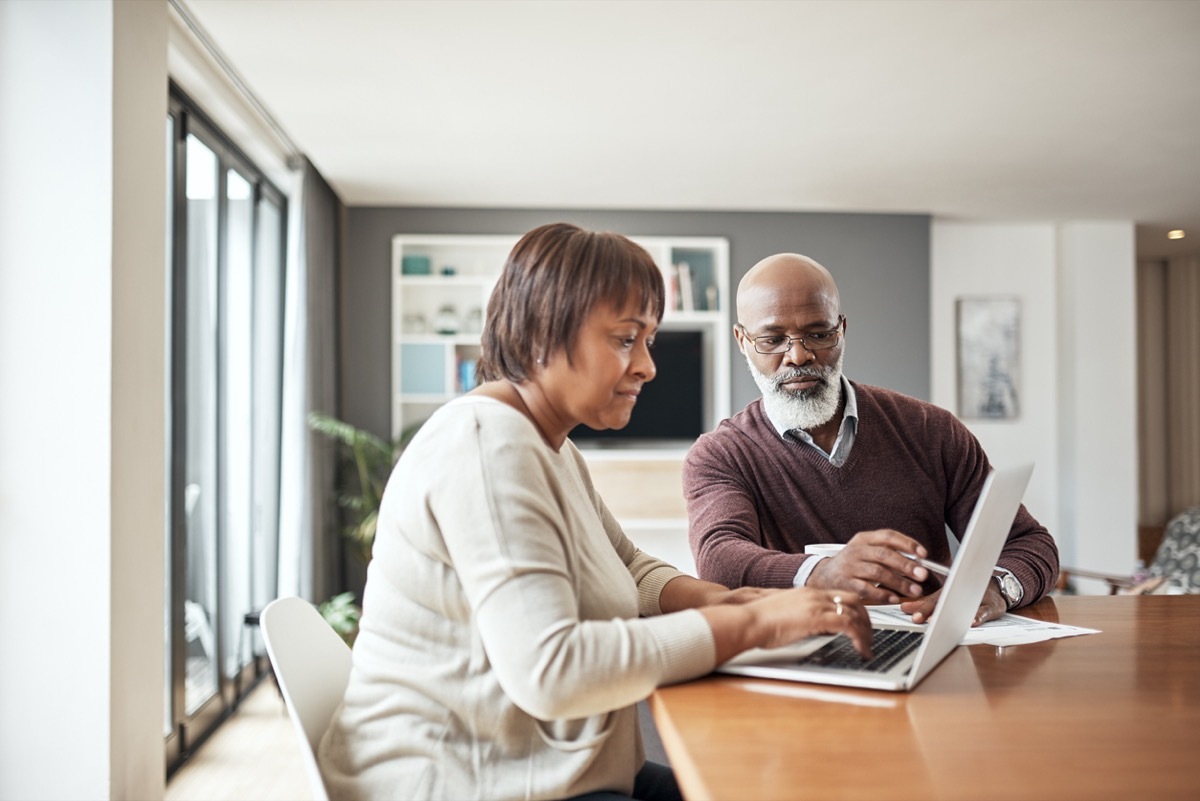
[396,274,495,288]
[579,448,691,461]
[661,310,724,326]
[398,393,456,403]
[402,333,483,346]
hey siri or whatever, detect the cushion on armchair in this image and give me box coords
[1149,507,1200,593]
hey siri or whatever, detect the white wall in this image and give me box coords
[931,220,1137,587]
[1057,223,1138,574]
[0,2,167,799]
[931,223,1060,529]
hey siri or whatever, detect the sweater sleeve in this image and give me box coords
[682,428,809,589]
[433,408,715,721]
[997,504,1060,607]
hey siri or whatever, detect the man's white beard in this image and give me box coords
[745,347,845,432]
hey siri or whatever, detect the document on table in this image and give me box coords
[867,605,1100,646]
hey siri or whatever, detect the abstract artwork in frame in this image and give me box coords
[956,297,1021,420]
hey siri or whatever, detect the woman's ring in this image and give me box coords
[833,595,844,616]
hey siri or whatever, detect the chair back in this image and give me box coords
[260,596,353,801]
[1150,507,1200,593]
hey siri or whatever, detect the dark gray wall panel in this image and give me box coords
[341,207,930,438]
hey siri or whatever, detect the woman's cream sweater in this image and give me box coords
[318,396,716,800]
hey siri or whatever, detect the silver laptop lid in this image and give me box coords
[902,462,1034,688]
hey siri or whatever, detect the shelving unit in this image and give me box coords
[391,233,731,449]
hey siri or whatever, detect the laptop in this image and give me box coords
[717,463,1035,692]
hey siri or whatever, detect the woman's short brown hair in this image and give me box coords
[476,223,665,383]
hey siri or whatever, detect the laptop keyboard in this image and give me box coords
[798,628,924,673]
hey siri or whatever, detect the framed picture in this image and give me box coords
[956,297,1021,420]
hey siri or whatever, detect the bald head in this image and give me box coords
[736,254,841,333]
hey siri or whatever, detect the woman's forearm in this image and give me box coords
[657,574,740,613]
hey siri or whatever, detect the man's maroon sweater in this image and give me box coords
[683,382,1059,606]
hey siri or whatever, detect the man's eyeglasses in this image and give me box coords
[738,316,845,355]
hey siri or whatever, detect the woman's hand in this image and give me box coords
[658,575,771,613]
[699,587,874,665]
[702,586,775,606]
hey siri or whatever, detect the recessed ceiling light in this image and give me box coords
[1167,229,1185,240]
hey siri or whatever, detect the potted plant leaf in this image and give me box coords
[308,412,422,642]
[318,591,363,646]
[308,412,421,563]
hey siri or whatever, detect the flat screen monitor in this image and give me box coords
[570,329,705,447]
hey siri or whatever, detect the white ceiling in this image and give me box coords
[183,0,1200,258]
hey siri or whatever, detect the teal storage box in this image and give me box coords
[401,255,432,275]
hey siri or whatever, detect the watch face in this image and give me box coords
[1000,574,1021,605]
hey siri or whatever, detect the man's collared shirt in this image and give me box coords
[766,374,859,467]
[760,376,859,587]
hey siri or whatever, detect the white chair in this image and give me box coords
[260,596,353,801]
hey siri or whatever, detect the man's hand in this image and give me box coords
[898,580,1007,626]
[808,529,932,604]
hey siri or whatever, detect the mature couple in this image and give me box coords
[318,223,1059,801]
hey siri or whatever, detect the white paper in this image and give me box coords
[866,604,1100,646]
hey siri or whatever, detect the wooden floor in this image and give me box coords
[166,679,313,801]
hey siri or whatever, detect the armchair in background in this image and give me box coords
[1058,507,1200,595]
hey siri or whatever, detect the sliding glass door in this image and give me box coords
[164,88,286,772]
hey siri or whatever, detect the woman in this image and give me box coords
[318,223,873,801]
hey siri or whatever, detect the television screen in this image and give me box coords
[570,329,705,446]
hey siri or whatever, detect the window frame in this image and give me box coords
[164,83,288,774]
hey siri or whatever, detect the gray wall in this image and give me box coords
[341,207,931,438]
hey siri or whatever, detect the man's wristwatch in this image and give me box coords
[993,568,1023,610]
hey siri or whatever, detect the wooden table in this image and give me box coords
[650,595,1200,801]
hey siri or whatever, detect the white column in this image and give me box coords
[0,2,168,798]
[1056,222,1138,575]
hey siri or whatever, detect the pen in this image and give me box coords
[901,552,951,577]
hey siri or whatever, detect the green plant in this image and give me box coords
[308,411,420,563]
[318,591,362,646]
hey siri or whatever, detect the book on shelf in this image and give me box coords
[704,284,718,311]
[673,248,718,311]
[676,262,695,312]
[457,357,478,393]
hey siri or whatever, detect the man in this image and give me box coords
[683,253,1059,625]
